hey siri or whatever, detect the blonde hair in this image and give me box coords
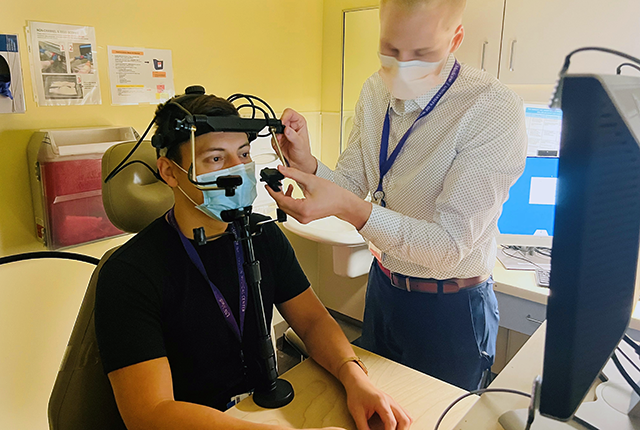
[380,0,466,25]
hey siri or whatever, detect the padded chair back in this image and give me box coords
[48,248,126,430]
[102,141,174,233]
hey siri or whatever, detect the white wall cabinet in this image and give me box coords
[458,0,640,85]
[498,0,640,85]
[454,0,505,78]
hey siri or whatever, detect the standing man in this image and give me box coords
[268,0,527,391]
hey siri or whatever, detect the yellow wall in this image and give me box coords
[319,0,379,169]
[0,0,324,257]
[0,2,325,429]
[312,1,380,315]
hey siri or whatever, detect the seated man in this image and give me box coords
[94,91,412,430]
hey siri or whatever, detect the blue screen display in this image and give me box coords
[498,157,559,237]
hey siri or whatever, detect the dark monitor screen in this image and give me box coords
[540,73,640,420]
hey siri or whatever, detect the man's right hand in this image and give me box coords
[276,108,318,174]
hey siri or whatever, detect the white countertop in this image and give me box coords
[492,258,640,332]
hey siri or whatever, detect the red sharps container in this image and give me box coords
[27,127,138,249]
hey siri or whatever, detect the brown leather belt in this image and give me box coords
[377,261,489,294]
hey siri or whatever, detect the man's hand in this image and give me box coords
[340,363,413,430]
[277,109,318,174]
[266,165,372,230]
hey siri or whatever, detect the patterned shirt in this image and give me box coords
[316,54,528,280]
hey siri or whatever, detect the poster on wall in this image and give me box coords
[107,46,174,105]
[25,21,101,106]
[0,34,26,114]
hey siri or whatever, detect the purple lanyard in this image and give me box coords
[167,208,248,344]
[375,60,461,207]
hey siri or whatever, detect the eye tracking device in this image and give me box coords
[104,85,288,194]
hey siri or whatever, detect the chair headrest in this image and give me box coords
[102,141,174,233]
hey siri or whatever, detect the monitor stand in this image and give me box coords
[499,369,640,430]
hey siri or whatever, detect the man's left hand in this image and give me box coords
[342,367,413,430]
[265,165,372,230]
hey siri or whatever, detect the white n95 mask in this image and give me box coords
[378,53,445,101]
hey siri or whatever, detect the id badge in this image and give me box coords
[226,391,252,409]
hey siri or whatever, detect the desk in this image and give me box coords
[492,260,640,336]
[226,346,477,429]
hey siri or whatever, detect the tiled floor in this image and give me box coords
[276,310,363,374]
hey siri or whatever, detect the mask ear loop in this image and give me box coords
[169,159,203,207]
[177,185,200,207]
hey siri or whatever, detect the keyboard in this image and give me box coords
[535,268,550,288]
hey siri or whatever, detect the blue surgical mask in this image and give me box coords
[175,161,257,222]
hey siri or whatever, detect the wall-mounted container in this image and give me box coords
[27,127,138,249]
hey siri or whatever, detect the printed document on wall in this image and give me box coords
[0,34,26,114]
[107,46,174,105]
[25,21,101,106]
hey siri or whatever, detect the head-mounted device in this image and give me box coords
[104,85,286,193]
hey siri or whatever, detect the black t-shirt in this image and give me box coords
[95,214,309,411]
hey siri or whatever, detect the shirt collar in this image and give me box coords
[390,54,457,115]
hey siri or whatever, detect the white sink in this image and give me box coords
[283,216,373,278]
[283,216,366,246]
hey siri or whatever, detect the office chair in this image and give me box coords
[48,141,173,430]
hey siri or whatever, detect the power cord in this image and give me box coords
[433,388,531,430]
[616,62,640,75]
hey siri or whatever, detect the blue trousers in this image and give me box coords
[358,262,500,391]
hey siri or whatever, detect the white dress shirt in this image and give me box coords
[316,54,528,280]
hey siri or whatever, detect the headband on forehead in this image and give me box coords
[150,86,285,151]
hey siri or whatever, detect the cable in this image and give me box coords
[559,47,640,77]
[611,352,640,397]
[104,117,156,183]
[551,47,640,108]
[0,251,100,266]
[434,388,531,430]
[617,346,640,374]
[228,94,277,118]
[109,160,163,181]
[500,246,550,271]
[617,62,640,75]
[534,247,552,258]
[229,94,280,138]
[235,103,270,119]
[624,334,640,356]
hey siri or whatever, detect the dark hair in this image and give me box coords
[153,94,239,164]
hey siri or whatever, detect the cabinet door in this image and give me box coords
[499,0,640,85]
[455,0,506,77]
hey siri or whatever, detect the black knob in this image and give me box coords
[184,85,205,95]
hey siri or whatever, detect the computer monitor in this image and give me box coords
[539,72,640,425]
[497,106,563,248]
